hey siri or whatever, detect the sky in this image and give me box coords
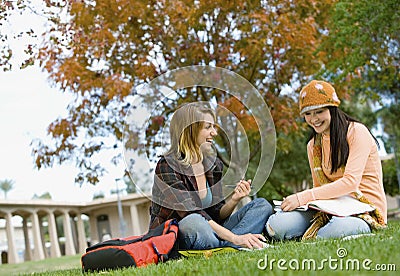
[0,6,125,203]
[0,66,127,202]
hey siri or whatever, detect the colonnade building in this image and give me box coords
[0,193,151,264]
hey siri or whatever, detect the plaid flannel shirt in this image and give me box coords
[149,154,225,230]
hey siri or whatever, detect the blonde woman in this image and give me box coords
[150,102,272,249]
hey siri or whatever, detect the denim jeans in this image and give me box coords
[178,198,272,249]
[266,210,371,240]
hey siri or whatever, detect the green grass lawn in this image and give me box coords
[1,220,399,276]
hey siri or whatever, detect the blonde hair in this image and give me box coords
[167,102,216,165]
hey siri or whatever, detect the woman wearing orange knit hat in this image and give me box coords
[266,80,387,240]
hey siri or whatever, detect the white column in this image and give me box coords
[48,212,61,258]
[5,212,18,264]
[129,204,141,235]
[62,211,76,255]
[76,214,87,253]
[39,216,48,258]
[88,215,99,244]
[22,217,32,261]
[31,212,45,260]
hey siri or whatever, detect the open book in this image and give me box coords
[273,196,375,217]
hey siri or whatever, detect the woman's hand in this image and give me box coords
[280,194,301,212]
[231,179,252,202]
[208,220,266,249]
[232,233,266,249]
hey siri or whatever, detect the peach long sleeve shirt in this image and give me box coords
[296,122,387,223]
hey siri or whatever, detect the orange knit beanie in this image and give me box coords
[299,80,340,115]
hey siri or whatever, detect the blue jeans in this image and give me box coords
[266,210,371,240]
[178,198,272,249]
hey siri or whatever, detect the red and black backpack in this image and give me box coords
[81,219,179,272]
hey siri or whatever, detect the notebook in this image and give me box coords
[273,195,375,217]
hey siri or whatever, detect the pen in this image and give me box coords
[225,182,253,189]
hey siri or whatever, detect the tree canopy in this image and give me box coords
[320,0,399,98]
[0,178,15,199]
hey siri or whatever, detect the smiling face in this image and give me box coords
[196,113,218,149]
[304,107,331,135]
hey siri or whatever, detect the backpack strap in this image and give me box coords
[142,218,178,241]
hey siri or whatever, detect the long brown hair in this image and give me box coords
[308,106,379,174]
